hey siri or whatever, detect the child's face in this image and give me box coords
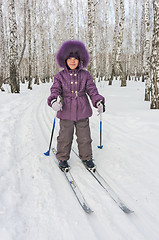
[67,57,79,70]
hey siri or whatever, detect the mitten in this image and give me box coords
[51,99,62,111]
[97,100,105,114]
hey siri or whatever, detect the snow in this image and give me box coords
[1,80,159,240]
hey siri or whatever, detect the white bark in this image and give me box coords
[18,0,26,72]
[126,0,132,80]
[150,0,159,109]
[110,0,119,84]
[87,0,96,82]
[101,0,109,81]
[32,0,39,85]
[116,0,126,87]
[39,0,46,82]
[0,0,5,90]
[27,0,32,90]
[134,0,139,80]
[140,0,145,81]
[8,0,19,93]
[1,0,156,91]
[144,0,151,101]
[46,0,52,82]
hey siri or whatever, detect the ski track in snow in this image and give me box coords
[0,81,159,240]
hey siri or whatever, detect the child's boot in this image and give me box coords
[82,159,96,172]
[59,160,70,172]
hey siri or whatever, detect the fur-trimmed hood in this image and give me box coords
[56,40,90,68]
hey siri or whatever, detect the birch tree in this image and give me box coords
[8,0,19,93]
[18,0,27,84]
[27,0,32,89]
[126,0,133,80]
[144,0,151,101]
[110,0,119,84]
[46,0,52,82]
[140,0,145,82]
[116,0,126,87]
[32,0,39,85]
[39,0,46,82]
[4,15,9,82]
[87,0,97,82]
[134,0,139,80]
[97,24,105,80]
[1,0,156,92]
[102,0,109,82]
[150,0,159,109]
[0,0,5,91]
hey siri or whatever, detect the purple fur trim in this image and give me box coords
[56,40,90,68]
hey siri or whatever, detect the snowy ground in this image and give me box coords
[0,80,159,240]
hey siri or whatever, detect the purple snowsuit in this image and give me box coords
[47,40,105,161]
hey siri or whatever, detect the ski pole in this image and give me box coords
[44,113,57,156]
[44,96,60,156]
[97,113,103,149]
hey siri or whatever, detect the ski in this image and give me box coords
[71,148,133,214]
[64,171,93,214]
[88,170,133,214]
[52,148,93,214]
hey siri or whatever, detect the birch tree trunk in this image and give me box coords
[126,0,132,80]
[0,0,5,91]
[104,0,109,82]
[39,0,46,82]
[18,0,27,84]
[144,0,151,101]
[45,0,52,82]
[116,0,126,87]
[150,0,159,109]
[4,16,9,82]
[134,0,139,80]
[140,0,145,82]
[32,0,39,85]
[27,0,32,90]
[98,25,105,80]
[87,0,97,82]
[110,0,119,84]
[8,0,20,93]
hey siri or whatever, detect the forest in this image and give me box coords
[0,0,159,108]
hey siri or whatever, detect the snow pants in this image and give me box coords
[56,118,92,161]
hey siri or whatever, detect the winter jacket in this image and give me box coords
[47,40,105,121]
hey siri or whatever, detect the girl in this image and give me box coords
[48,40,105,171]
